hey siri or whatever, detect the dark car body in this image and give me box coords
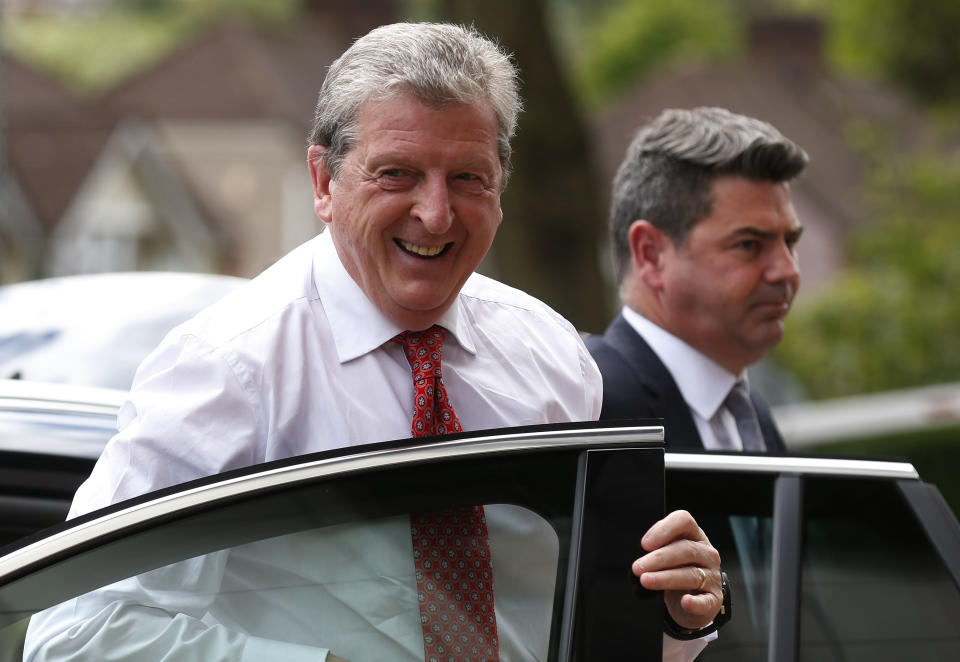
[1,383,958,662]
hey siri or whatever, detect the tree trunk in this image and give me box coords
[442,0,614,333]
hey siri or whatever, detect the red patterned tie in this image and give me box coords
[394,326,500,662]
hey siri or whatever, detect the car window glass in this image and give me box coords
[4,503,559,662]
[799,477,960,662]
[666,469,776,662]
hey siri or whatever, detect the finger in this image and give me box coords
[636,565,722,593]
[641,510,709,552]
[679,590,723,617]
[633,539,721,574]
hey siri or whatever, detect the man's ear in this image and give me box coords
[627,220,670,291]
[307,145,333,224]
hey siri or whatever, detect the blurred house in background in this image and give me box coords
[1,4,395,283]
[2,56,114,282]
[592,16,928,301]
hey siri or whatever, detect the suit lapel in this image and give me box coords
[602,315,705,451]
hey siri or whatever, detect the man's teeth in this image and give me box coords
[399,240,445,257]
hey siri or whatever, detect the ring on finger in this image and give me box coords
[695,566,707,591]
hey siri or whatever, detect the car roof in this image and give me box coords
[0,271,246,389]
[0,379,124,458]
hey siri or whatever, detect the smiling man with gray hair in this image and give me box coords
[588,107,809,453]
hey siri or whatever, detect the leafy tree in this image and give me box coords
[3,0,302,93]
[773,149,960,398]
[439,0,613,331]
[567,0,741,106]
[826,0,960,107]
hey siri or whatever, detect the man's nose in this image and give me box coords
[767,241,800,285]
[412,176,454,233]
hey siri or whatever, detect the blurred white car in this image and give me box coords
[0,272,245,390]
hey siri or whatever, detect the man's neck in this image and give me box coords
[620,306,738,422]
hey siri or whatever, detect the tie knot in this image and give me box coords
[728,379,749,400]
[724,380,753,418]
[394,325,446,378]
[394,325,462,437]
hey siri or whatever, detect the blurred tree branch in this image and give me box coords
[439,0,614,332]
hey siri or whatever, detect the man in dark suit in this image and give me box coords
[587,107,809,453]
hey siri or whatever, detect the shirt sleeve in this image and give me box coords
[70,332,264,514]
[661,631,716,662]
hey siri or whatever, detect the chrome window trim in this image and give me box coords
[0,400,120,418]
[665,452,919,480]
[0,425,662,581]
[0,379,126,416]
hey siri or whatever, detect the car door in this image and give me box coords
[666,453,960,662]
[0,422,665,662]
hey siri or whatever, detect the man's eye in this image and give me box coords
[453,173,490,191]
[735,239,760,251]
[376,169,415,189]
[453,173,482,184]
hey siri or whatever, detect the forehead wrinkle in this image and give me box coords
[373,129,497,151]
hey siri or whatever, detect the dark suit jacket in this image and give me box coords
[585,313,786,452]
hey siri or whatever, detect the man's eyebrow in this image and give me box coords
[729,225,805,240]
[730,227,777,240]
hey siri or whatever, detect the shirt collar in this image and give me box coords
[313,230,477,363]
[621,306,739,420]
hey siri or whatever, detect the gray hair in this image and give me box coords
[308,22,521,183]
[609,106,809,281]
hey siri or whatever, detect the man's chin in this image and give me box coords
[742,318,787,350]
[753,327,785,351]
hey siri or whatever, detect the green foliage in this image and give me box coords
[570,0,741,107]
[2,0,302,93]
[774,150,960,399]
[5,12,189,93]
[826,0,960,106]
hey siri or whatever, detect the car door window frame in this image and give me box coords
[0,422,665,662]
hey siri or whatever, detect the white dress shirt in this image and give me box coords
[25,233,710,661]
[621,307,746,451]
[67,231,602,508]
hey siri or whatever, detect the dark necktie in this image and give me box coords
[724,380,767,452]
[394,326,500,662]
[723,382,770,629]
